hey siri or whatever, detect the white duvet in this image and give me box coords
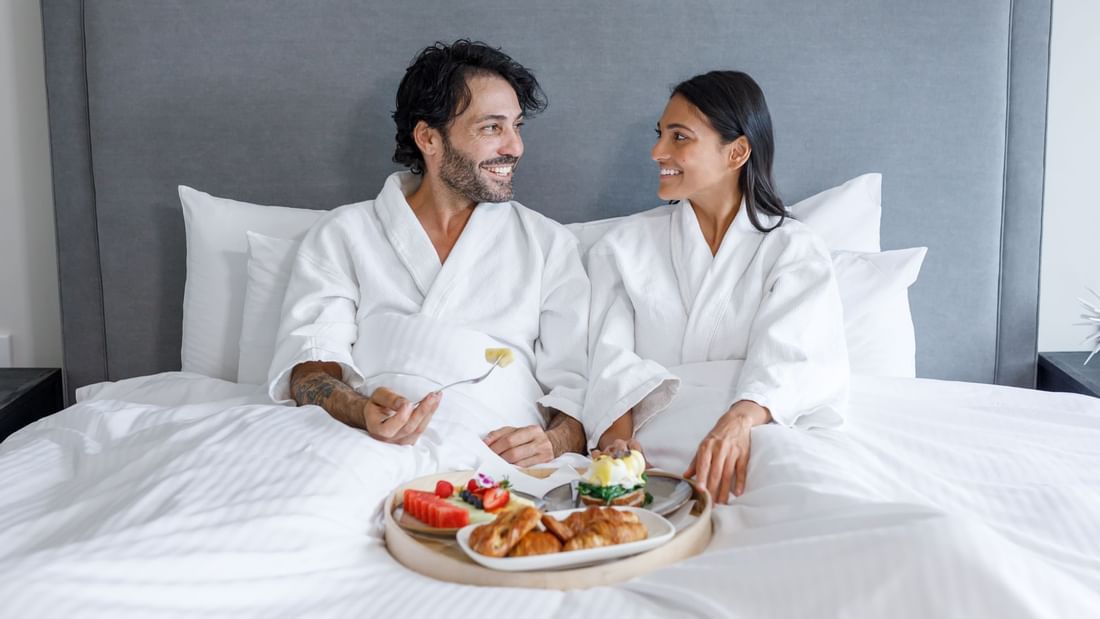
[1,373,1098,618]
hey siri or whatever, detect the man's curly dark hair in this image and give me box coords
[392,40,548,174]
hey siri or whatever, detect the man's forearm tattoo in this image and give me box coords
[290,370,366,429]
[292,372,337,406]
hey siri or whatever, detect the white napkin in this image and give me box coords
[475,453,588,498]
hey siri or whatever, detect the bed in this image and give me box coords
[4,0,1098,616]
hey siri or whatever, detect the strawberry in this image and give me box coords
[435,480,454,499]
[481,487,509,512]
[466,479,479,493]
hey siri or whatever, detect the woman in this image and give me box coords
[584,71,849,504]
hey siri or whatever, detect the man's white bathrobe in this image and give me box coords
[583,200,849,470]
[267,172,588,439]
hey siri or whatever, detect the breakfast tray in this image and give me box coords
[383,469,713,589]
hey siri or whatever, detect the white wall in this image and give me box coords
[1039,0,1100,353]
[0,0,61,368]
[0,1,1093,372]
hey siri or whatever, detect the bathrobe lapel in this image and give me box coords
[673,200,765,363]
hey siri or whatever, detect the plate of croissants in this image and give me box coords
[456,504,675,571]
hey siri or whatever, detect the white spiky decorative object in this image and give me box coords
[1077,287,1100,366]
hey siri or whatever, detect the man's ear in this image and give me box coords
[728,135,752,170]
[413,120,439,159]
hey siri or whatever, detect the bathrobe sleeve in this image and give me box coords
[266,215,366,404]
[532,230,590,421]
[582,243,680,451]
[733,233,849,428]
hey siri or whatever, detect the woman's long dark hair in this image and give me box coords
[672,71,786,232]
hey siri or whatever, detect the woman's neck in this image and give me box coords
[690,186,744,256]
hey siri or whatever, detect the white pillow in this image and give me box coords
[566,173,882,256]
[179,186,324,381]
[831,247,927,377]
[788,173,881,252]
[237,232,301,384]
[76,371,265,406]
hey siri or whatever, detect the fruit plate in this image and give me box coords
[455,506,675,572]
[393,472,540,537]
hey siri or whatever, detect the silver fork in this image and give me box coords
[431,358,503,395]
[388,359,503,415]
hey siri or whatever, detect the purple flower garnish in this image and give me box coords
[476,472,495,488]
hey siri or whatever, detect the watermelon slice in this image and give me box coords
[402,489,470,529]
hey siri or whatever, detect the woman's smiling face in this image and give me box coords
[651,94,743,204]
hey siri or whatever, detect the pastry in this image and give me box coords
[540,513,574,543]
[507,530,563,557]
[563,518,648,551]
[469,505,540,557]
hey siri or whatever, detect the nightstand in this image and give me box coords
[1037,352,1100,398]
[0,368,64,443]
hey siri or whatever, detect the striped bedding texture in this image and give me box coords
[0,373,1098,618]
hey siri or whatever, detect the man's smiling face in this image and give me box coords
[437,73,525,203]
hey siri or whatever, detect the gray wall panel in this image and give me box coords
[997,0,1051,387]
[43,0,1051,390]
[41,0,106,402]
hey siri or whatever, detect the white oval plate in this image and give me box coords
[455,507,676,572]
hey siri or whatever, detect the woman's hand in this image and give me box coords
[684,400,771,504]
[593,410,638,460]
[591,437,644,462]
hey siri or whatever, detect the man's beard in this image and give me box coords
[439,134,518,203]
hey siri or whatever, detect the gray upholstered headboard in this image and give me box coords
[42,0,1050,402]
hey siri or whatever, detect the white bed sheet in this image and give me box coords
[1,374,1098,618]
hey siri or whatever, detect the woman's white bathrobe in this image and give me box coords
[583,200,849,469]
[267,172,589,438]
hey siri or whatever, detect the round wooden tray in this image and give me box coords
[383,469,713,589]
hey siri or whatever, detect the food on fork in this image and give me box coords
[578,449,649,507]
[469,505,541,557]
[483,347,515,368]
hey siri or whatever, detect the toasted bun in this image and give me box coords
[579,488,645,508]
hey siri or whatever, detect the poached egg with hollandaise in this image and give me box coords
[579,450,648,507]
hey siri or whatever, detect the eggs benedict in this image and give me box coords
[578,449,649,507]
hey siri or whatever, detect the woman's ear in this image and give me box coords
[413,120,439,160]
[728,136,752,170]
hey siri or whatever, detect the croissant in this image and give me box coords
[541,513,574,543]
[563,506,640,535]
[508,530,563,556]
[562,518,648,551]
[469,506,540,557]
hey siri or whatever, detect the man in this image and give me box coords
[267,40,587,465]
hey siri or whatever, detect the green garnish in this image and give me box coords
[577,481,645,502]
